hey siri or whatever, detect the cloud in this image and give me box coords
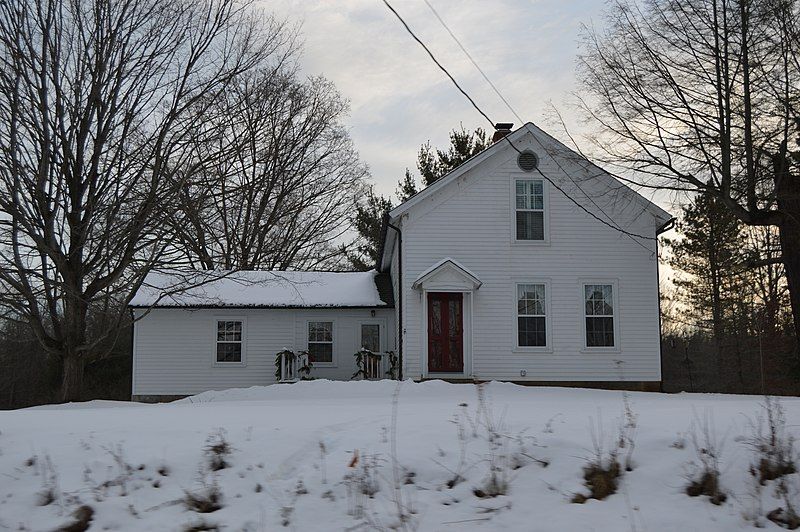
[265,0,610,197]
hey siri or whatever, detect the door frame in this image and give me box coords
[421,288,473,378]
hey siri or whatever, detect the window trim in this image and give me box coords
[579,280,621,352]
[510,176,550,245]
[513,279,552,352]
[305,319,337,368]
[212,317,247,367]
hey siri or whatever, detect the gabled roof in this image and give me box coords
[130,270,393,309]
[378,122,672,271]
[411,258,482,290]
[388,122,671,222]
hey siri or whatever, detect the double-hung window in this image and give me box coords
[584,284,615,347]
[517,283,547,347]
[515,179,545,241]
[216,320,243,363]
[308,321,334,363]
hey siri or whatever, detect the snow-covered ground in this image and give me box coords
[1,380,798,531]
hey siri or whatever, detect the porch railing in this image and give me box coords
[354,349,388,380]
[279,350,310,383]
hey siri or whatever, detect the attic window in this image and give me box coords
[517,150,539,172]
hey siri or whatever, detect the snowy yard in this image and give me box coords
[1,380,799,531]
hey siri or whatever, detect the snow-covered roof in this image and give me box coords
[129,270,392,309]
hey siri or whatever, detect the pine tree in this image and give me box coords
[349,125,491,270]
[417,125,490,186]
[348,187,393,271]
[398,125,490,195]
[666,190,751,388]
[667,190,746,338]
[396,169,418,202]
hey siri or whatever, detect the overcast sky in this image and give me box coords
[267,0,611,199]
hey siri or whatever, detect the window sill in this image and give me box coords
[511,239,550,247]
[213,362,247,368]
[512,347,553,354]
[579,347,621,354]
[311,363,337,369]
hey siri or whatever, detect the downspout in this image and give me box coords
[386,220,403,381]
[655,217,675,392]
[129,308,136,400]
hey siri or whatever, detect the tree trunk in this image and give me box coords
[779,223,800,347]
[708,204,726,386]
[775,152,800,354]
[59,355,84,403]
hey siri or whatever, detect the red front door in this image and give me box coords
[427,292,464,373]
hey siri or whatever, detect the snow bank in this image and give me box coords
[129,270,388,308]
[2,380,799,530]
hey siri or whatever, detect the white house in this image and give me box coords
[130,122,672,400]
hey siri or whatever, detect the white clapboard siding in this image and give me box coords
[132,307,395,396]
[392,127,665,382]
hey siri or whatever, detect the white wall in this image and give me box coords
[132,307,395,396]
[394,130,664,382]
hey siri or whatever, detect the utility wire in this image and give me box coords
[381,0,493,126]
[422,0,519,124]
[421,0,656,248]
[423,0,626,229]
[382,0,658,245]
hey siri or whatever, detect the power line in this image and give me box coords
[422,0,519,123]
[380,0,492,126]
[421,0,656,249]
[382,0,658,245]
[423,0,624,228]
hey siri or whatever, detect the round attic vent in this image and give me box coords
[517,150,539,172]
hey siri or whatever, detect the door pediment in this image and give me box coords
[412,258,482,291]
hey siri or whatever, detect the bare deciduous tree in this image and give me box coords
[745,226,791,335]
[578,0,800,342]
[0,0,291,401]
[169,68,367,271]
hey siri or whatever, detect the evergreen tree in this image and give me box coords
[349,125,491,270]
[396,169,418,202]
[414,125,490,188]
[666,190,747,338]
[348,187,393,271]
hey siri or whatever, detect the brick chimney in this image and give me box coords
[492,122,513,143]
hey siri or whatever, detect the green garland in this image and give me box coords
[351,349,400,380]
